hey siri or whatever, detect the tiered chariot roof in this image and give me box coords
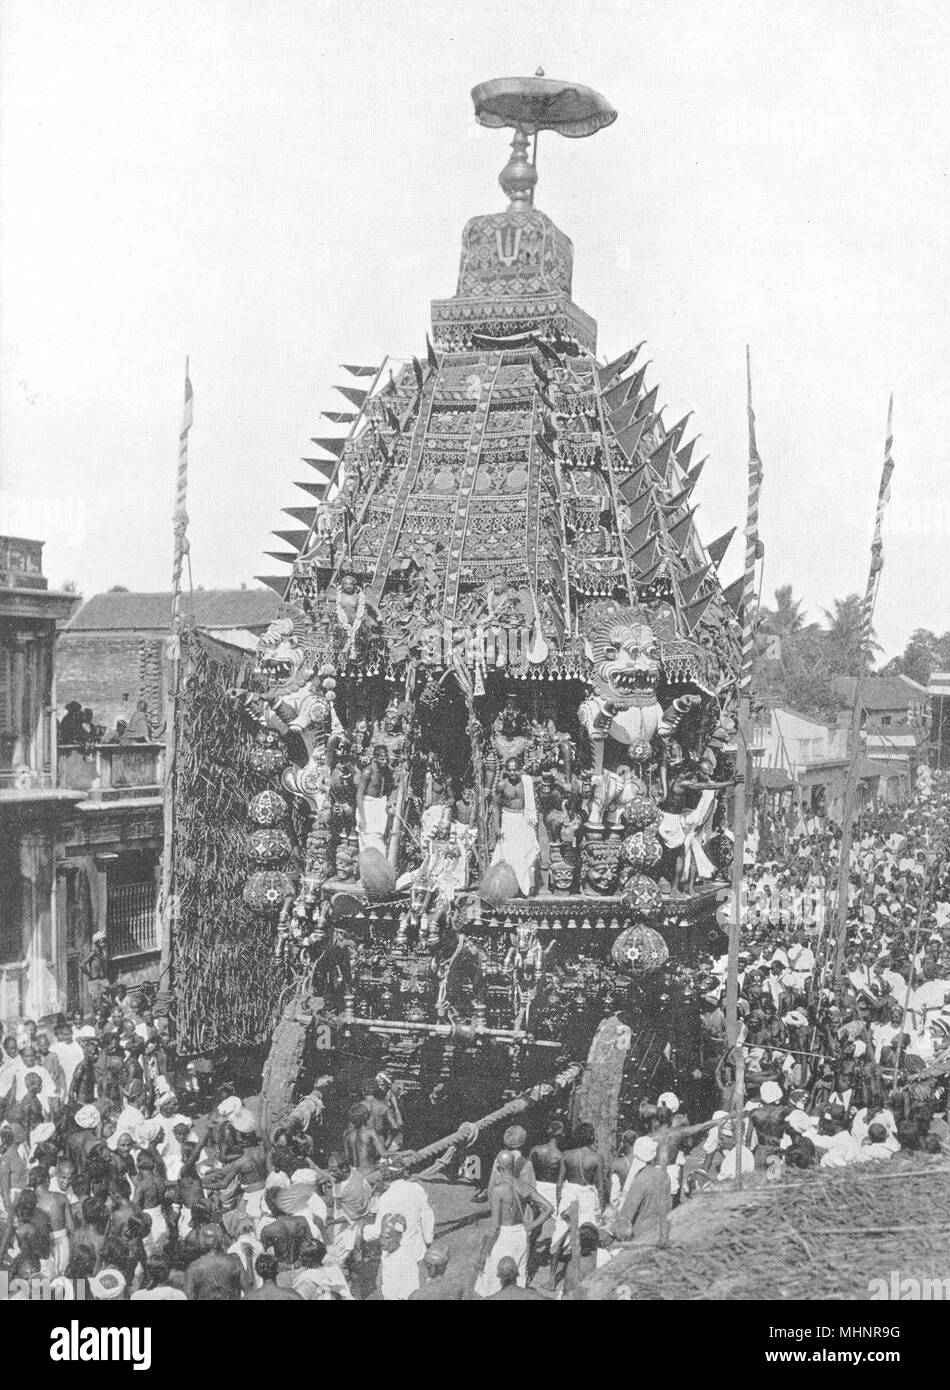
[257,77,741,688]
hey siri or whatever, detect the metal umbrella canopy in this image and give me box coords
[471,75,617,138]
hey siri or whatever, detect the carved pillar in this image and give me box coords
[20,826,58,1017]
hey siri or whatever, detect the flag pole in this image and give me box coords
[159,360,194,984]
[725,345,764,1191]
[831,397,894,982]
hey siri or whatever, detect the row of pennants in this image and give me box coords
[258,347,746,630]
[538,341,741,634]
[258,361,381,588]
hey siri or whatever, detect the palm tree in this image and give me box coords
[756,584,806,661]
[822,594,879,674]
[769,584,806,640]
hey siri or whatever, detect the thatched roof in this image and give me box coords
[586,1157,950,1300]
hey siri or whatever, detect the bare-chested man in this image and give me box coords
[527,1120,565,1277]
[201,1126,269,1219]
[69,1195,108,1263]
[343,1103,388,1174]
[475,1150,551,1298]
[360,1074,403,1152]
[490,758,540,897]
[356,745,395,854]
[31,1168,73,1276]
[555,1123,604,1228]
[528,1121,565,1219]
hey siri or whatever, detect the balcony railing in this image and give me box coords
[57,742,165,797]
[107,880,159,957]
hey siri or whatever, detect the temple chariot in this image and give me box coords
[188,77,745,1135]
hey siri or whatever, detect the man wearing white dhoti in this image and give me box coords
[364,1159,435,1300]
[490,759,540,896]
[475,1151,551,1298]
[356,745,395,856]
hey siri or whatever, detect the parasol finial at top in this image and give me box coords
[471,75,617,210]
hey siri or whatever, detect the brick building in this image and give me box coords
[57,588,280,734]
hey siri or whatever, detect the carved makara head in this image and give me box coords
[582,601,661,703]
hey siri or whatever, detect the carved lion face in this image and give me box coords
[583,602,662,703]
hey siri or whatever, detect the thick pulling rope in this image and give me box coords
[399,1062,584,1174]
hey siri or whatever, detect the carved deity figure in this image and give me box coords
[577,600,702,776]
[503,922,550,1030]
[334,570,375,658]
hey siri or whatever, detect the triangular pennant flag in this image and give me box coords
[283,506,319,526]
[636,384,660,420]
[661,478,697,513]
[341,364,379,378]
[667,509,697,553]
[303,457,337,481]
[602,373,637,413]
[706,527,735,566]
[678,565,710,606]
[271,529,310,550]
[614,413,648,463]
[265,551,298,566]
[684,591,715,631]
[619,478,655,518]
[632,551,669,586]
[255,576,290,596]
[722,577,744,617]
[625,362,651,400]
[687,456,707,486]
[628,534,662,574]
[309,436,346,457]
[674,436,698,473]
[648,434,675,476]
[322,410,357,424]
[334,385,368,409]
[666,413,694,451]
[597,342,645,389]
[295,480,329,500]
[608,392,642,434]
[624,512,655,553]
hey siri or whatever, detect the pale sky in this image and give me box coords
[1,0,948,660]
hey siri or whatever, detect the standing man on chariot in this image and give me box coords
[356,744,395,855]
[490,757,541,896]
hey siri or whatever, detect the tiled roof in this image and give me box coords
[65,589,281,633]
[833,675,928,711]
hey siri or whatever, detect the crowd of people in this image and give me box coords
[0,771,946,1300]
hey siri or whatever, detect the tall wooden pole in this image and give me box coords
[159,362,193,984]
[832,396,895,981]
[725,346,764,1191]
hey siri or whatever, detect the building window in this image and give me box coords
[106,850,159,957]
